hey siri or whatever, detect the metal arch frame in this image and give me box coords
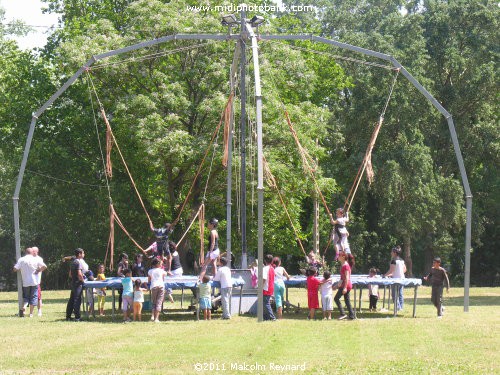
[258,34,472,312]
[13,30,472,318]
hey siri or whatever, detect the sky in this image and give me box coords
[1,0,59,50]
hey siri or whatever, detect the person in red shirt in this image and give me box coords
[334,250,355,320]
[306,267,321,320]
[262,254,276,321]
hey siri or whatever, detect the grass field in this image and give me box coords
[0,286,499,374]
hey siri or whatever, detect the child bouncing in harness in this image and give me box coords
[330,208,350,258]
[152,223,173,261]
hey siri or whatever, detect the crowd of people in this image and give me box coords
[13,214,450,321]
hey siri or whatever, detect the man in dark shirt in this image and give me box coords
[423,257,450,318]
[66,248,85,321]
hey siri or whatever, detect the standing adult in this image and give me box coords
[13,247,46,318]
[384,245,407,312]
[31,247,46,317]
[262,254,276,321]
[66,248,85,321]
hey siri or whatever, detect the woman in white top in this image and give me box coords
[148,258,167,322]
[272,257,290,319]
[384,246,407,311]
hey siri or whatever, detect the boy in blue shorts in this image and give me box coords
[199,275,212,320]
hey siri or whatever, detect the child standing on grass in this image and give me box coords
[121,269,133,323]
[199,275,212,320]
[423,257,450,318]
[148,258,167,323]
[306,267,321,320]
[96,264,106,316]
[133,279,148,321]
[334,251,355,320]
[320,270,334,320]
[368,267,379,312]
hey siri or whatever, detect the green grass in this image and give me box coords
[0,287,499,374]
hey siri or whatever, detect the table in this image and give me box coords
[284,275,422,318]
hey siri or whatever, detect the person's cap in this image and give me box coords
[433,257,441,263]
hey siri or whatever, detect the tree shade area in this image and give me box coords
[0,0,498,289]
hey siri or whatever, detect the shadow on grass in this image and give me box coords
[417,295,500,307]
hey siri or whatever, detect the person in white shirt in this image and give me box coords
[148,258,168,323]
[31,247,46,316]
[213,257,232,320]
[384,246,407,311]
[13,247,46,317]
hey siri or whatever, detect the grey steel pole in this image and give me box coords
[246,22,264,322]
[12,55,95,313]
[239,11,248,270]
[226,45,241,268]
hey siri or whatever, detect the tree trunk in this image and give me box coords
[403,235,413,277]
[423,233,435,276]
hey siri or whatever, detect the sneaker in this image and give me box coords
[150,316,155,321]
[29,314,33,318]
[37,311,42,317]
[154,319,160,323]
[338,315,347,320]
[437,315,442,319]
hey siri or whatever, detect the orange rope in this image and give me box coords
[344,117,383,213]
[105,204,115,271]
[175,204,204,247]
[222,92,233,168]
[283,109,334,222]
[172,92,233,227]
[110,204,146,252]
[99,107,154,230]
[343,69,399,213]
[263,156,307,257]
[105,121,113,178]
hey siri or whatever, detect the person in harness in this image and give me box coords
[152,223,174,265]
[330,208,351,258]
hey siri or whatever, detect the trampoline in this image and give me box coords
[284,275,422,318]
[83,275,245,320]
